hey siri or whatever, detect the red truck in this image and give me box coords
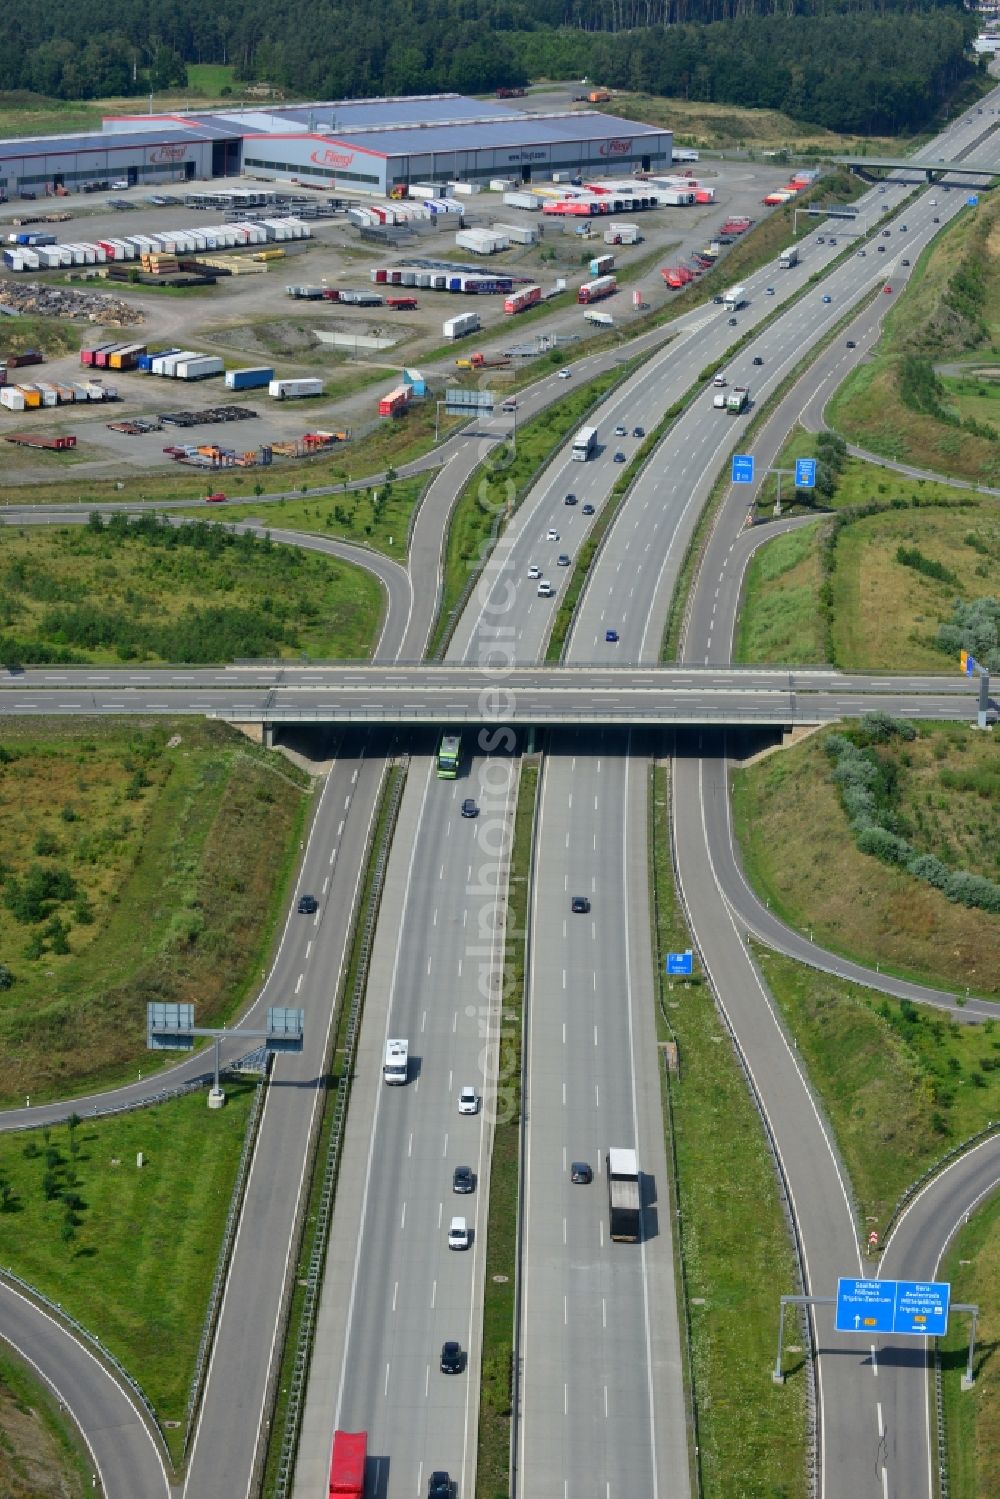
[204,491,227,503]
[329,1430,366,1497]
[496,86,526,98]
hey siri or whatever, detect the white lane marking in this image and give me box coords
[425,1365,430,1398]
[384,1363,390,1396]
[305,941,312,961]
[322,876,330,895]
[442,1133,448,1156]
[871,1344,878,1376]
[431,1280,437,1309]
[294,974,303,995]
[400,1202,406,1231]
[408,1133,413,1159]
[393,1282,398,1312]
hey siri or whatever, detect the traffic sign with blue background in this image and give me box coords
[666,951,694,976]
[731,454,755,485]
[836,1277,950,1336]
[967,194,980,208]
[794,457,816,489]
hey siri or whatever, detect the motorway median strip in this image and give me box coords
[477,758,537,1499]
[263,761,406,1499]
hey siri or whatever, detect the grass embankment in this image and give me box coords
[0,719,312,1104]
[0,513,382,663]
[427,367,632,657]
[176,472,431,562]
[614,91,905,155]
[827,190,1000,484]
[753,948,1000,1223]
[735,444,1000,667]
[0,1344,92,1497]
[262,764,403,1498]
[0,1082,257,1464]
[650,767,806,1499]
[0,70,238,139]
[731,723,1000,998]
[940,1192,1000,1499]
[0,316,81,359]
[477,760,535,1499]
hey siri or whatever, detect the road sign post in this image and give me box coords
[666,951,694,976]
[731,454,755,485]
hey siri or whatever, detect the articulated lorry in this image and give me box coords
[722,283,746,311]
[778,246,799,269]
[608,1147,641,1242]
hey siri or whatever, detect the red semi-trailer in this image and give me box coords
[329,1429,367,1497]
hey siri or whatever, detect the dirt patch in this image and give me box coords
[0,1360,87,1498]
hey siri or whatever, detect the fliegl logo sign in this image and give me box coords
[310,147,355,170]
[149,144,188,164]
[599,138,632,157]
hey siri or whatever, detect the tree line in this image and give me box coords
[0,0,980,135]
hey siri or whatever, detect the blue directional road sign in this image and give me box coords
[731,454,755,485]
[794,457,817,489]
[894,1279,951,1335]
[836,1277,950,1336]
[967,194,980,208]
[666,951,694,976]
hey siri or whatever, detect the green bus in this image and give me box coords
[437,734,461,778]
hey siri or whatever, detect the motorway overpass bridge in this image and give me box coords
[3,665,988,731]
[835,152,1000,182]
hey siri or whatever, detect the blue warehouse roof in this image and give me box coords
[307,111,667,158]
[0,125,220,163]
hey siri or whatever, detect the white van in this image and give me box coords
[448,1216,470,1250]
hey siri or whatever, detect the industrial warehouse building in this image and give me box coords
[0,94,672,199]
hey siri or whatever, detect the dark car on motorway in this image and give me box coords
[453,1165,475,1193]
[571,895,591,914]
[846,340,856,349]
[752,355,763,366]
[297,894,318,914]
[571,1161,593,1184]
[632,425,644,438]
[428,1475,453,1499]
[564,492,577,505]
[605,628,618,642]
[582,502,595,515]
[461,798,479,818]
[440,1341,464,1374]
[613,450,626,463]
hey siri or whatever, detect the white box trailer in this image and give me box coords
[269,377,324,399]
[503,191,541,211]
[174,355,224,380]
[456,228,509,254]
[443,311,481,339]
[492,220,538,245]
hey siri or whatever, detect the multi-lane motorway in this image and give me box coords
[2,75,1000,1499]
